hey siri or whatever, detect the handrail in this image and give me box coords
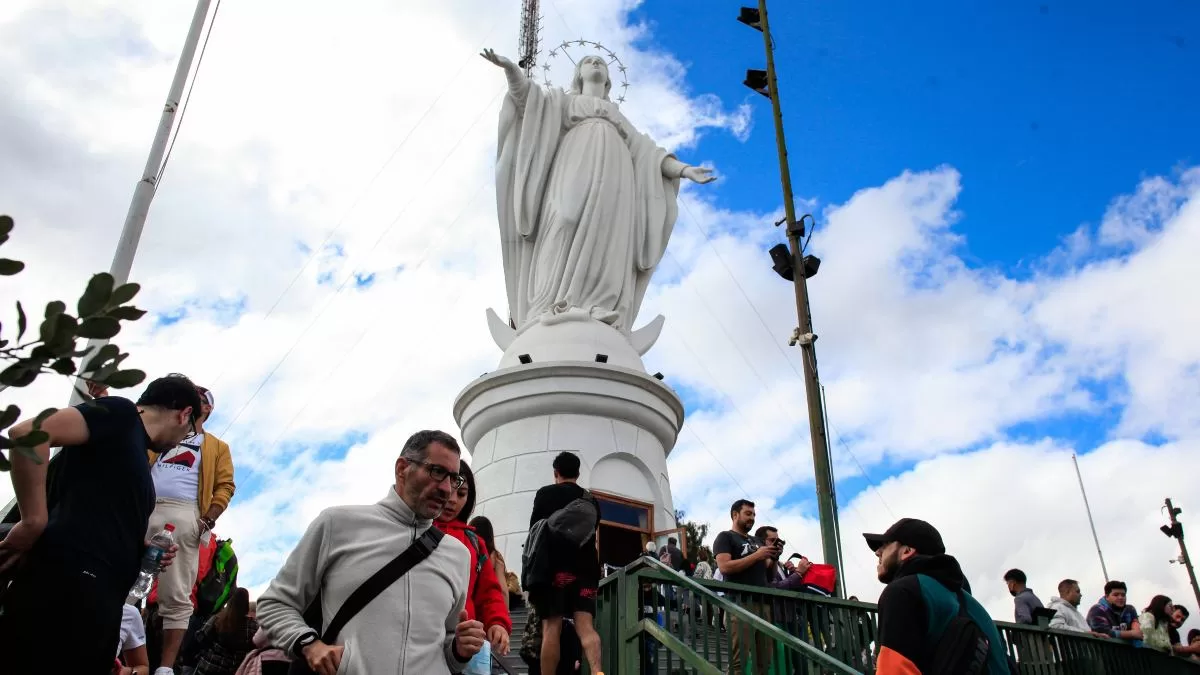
[489,652,518,675]
[616,555,862,674]
[638,618,723,675]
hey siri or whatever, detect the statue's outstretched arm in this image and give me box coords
[481,48,529,99]
[661,156,717,184]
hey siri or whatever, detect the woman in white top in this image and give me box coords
[1139,594,1175,653]
[694,547,714,581]
[116,601,151,675]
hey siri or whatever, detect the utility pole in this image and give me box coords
[1,0,216,524]
[66,0,213,406]
[1162,498,1200,611]
[1072,453,1109,582]
[738,1,842,596]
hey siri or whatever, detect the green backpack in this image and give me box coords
[196,538,239,616]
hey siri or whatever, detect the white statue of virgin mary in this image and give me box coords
[481,48,716,338]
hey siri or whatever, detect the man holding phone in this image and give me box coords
[713,499,774,675]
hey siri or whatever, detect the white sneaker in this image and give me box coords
[154,669,175,675]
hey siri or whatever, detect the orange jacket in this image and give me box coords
[146,431,236,515]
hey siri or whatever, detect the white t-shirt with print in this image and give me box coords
[150,433,203,502]
[117,603,146,655]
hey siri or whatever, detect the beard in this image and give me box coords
[877,550,902,584]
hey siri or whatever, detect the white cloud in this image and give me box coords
[2,0,1199,646]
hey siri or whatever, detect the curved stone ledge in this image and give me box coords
[453,361,685,451]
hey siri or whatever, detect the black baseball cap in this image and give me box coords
[863,518,945,555]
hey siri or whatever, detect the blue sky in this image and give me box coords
[627,0,1200,509]
[635,0,1199,268]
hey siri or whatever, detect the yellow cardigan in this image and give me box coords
[146,431,236,515]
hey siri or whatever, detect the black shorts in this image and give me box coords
[530,571,598,618]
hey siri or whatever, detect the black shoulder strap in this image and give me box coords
[320,527,444,644]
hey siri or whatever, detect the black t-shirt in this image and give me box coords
[530,482,601,581]
[36,397,155,587]
[712,530,768,587]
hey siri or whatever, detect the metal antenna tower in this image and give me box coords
[517,0,542,78]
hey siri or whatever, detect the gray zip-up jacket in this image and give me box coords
[258,488,472,674]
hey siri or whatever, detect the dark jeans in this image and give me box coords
[0,555,128,674]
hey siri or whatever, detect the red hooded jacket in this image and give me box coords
[436,520,512,634]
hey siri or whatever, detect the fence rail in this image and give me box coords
[595,556,1200,675]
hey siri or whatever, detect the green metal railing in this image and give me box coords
[596,556,1200,674]
[998,622,1200,675]
[597,556,861,674]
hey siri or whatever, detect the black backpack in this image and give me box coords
[928,589,992,675]
[546,494,599,548]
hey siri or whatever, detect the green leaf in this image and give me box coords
[16,301,26,341]
[106,306,146,322]
[0,215,12,236]
[0,363,36,387]
[0,404,19,430]
[0,258,25,276]
[13,429,48,447]
[32,408,55,428]
[77,273,115,317]
[39,313,77,353]
[75,316,120,340]
[103,368,146,389]
[83,343,119,374]
[49,358,75,375]
[109,282,141,307]
[44,300,66,319]
[13,444,43,464]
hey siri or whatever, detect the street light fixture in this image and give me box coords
[737,7,763,31]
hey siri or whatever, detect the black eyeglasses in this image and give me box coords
[413,460,466,489]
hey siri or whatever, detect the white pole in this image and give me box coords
[1,1,216,523]
[1073,452,1110,582]
[68,0,213,406]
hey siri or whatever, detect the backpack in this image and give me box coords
[463,528,489,574]
[546,494,599,548]
[799,563,838,596]
[521,518,549,590]
[196,538,238,617]
[929,588,992,675]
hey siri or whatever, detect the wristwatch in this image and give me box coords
[293,631,319,657]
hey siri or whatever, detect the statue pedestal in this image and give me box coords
[453,320,685,576]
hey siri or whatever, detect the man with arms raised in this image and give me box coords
[0,375,199,673]
[866,518,1011,674]
[258,430,486,675]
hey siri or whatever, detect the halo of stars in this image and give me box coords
[541,39,631,105]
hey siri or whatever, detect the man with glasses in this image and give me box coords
[258,430,487,675]
[145,379,236,675]
[0,374,199,674]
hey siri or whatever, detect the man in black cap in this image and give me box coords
[864,518,1012,675]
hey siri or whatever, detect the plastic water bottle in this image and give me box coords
[129,523,175,600]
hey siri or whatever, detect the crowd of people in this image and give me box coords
[1004,566,1200,658]
[2,371,1198,675]
[0,372,603,675]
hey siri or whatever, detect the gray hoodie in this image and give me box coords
[258,488,472,674]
